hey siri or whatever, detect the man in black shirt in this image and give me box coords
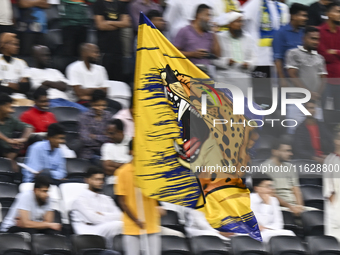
[93,0,131,82]
[307,0,333,26]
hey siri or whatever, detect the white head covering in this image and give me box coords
[216,11,243,26]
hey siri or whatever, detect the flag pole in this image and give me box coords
[135,187,150,255]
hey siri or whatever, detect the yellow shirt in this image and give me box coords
[115,163,160,235]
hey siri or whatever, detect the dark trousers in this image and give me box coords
[322,83,340,110]
[62,25,87,57]
[7,226,60,235]
[0,25,15,34]
[18,32,46,55]
[102,53,124,81]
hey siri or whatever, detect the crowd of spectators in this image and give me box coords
[1,0,340,253]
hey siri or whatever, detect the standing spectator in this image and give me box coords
[130,0,162,33]
[146,10,166,33]
[174,4,220,67]
[272,3,308,87]
[242,0,289,67]
[17,0,49,55]
[20,87,57,133]
[60,0,94,57]
[116,140,161,255]
[0,33,32,106]
[318,2,340,110]
[285,26,327,134]
[93,0,131,81]
[0,93,32,171]
[66,43,109,106]
[71,167,122,248]
[78,90,111,161]
[213,12,256,95]
[24,123,67,183]
[101,119,132,181]
[30,45,88,112]
[293,100,334,163]
[307,0,332,27]
[251,174,295,243]
[324,127,340,242]
[0,175,61,234]
[0,0,14,33]
[262,138,308,216]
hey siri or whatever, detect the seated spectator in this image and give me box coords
[213,12,256,95]
[79,90,111,161]
[131,0,163,33]
[146,10,166,33]
[251,174,295,243]
[30,45,88,112]
[66,43,109,106]
[24,123,67,183]
[116,140,161,255]
[112,108,134,139]
[307,0,332,26]
[17,0,49,55]
[0,93,33,171]
[324,127,340,241]
[94,0,131,81]
[101,119,132,181]
[20,87,57,133]
[0,175,61,234]
[0,33,32,106]
[0,0,14,34]
[174,4,220,68]
[262,138,316,215]
[285,26,326,134]
[71,167,122,248]
[293,100,334,163]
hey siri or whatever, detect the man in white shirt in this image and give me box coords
[30,45,88,112]
[101,119,132,183]
[66,43,109,107]
[250,174,295,243]
[1,175,61,234]
[0,33,32,106]
[213,12,257,95]
[71,167,122,248]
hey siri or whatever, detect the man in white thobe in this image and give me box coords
[213,12,257,95]
[71,167,123,248]
[251,174,295,243]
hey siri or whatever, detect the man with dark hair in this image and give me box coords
[101,119,132,180]
[0,33,32,106]
[0,175,61,234]
[318,2,340,110]
[272,3,308,87]
[0,92,33,170]
[146,10,166,32]
[174,4,220,66]
[20,87,57,133]
[23,123,67,183]
[285,26,327,134]
[29,45,88,112]
[308,0,333,27]
[251,173,295,243]
[262,138,306,216]
[293,100,334,163]
[79,90,111,161]
[66,43,109,106]
[71,166,122,248]
[131,0,162,33]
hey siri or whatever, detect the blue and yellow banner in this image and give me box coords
[134,13,262,241]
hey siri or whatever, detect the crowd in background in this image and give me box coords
[1,0,340,253]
